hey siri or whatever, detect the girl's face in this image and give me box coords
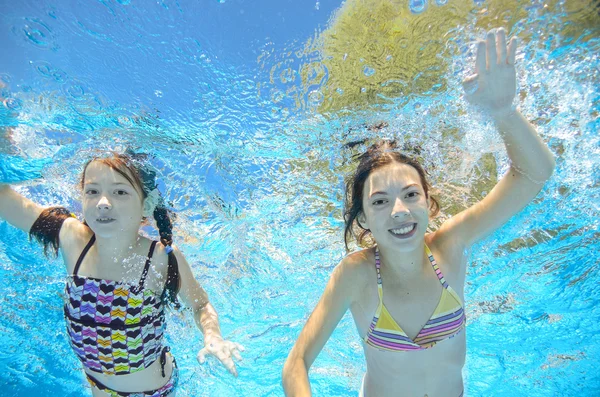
[360,162,430,252]
[82,161,145,238]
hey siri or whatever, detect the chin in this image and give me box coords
[395,242,423,253]
[86,220,127,237]
[88,226,117,239]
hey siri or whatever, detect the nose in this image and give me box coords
[97,195,112,211]
[391,198,409,219]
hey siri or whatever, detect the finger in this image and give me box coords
[486,29,497,69]
[216,348,231,361]
[232,348,243,361]
[220,356,238,377]
[462,74,479,96]
[197,348,208,364]
[507,36,518,65]
[496,28,507,64]
[462,74,478,85]
[232,342,245,352]
[475,41,486,75]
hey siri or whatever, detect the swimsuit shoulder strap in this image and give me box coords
[73,234,96,276]
[138,240,158,287]
[424,244,449,289]
[374,246,383,301]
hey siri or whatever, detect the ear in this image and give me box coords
[357,212,369,230]
[142,189,160,218]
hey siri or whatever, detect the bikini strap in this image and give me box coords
[374,247,382,284]
[73,235,96,276]
[425,244,449,289]
[138,240,158,287]
[374,247,383,302]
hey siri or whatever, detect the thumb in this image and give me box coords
[462,74,479,96]
[197,347,208,364]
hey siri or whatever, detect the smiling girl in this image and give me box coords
[0,152,243,396]
[282,28,555,397]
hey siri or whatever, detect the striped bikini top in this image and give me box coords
[364,245,466,352]
[64,235,168,375]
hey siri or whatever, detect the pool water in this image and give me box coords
[0,1,599,396]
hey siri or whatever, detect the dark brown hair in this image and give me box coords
[343,140,440,250]
[30,152,180,306]
[80,153,180,306]
[30,207,74,256]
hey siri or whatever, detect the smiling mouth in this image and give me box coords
[96,217,116,224]
[388,223,417,238]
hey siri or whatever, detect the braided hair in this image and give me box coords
[29,152,181,307]
[80,151,181,307]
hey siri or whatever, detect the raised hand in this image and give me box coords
[462,28,518,119]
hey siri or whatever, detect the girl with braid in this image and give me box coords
[0,152,243,396]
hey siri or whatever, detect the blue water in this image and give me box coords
[1,0,599,396]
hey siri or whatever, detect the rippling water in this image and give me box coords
[0,0,599,396]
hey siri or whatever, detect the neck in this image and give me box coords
[94,231,141,263]
[377,242,427,280]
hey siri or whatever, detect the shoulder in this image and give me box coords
[167,243,190,270]
[146,241,190,275]
[340,248,374,272]
[59,218,92,251]
[425,230,468,284]
[426,223,465,259]
[333,248,375,294]
[146,238,170,267]
[136,238,171,290]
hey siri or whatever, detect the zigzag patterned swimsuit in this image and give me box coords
[64,235,178,396]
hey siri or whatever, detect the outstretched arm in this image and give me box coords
[442,28,555,249]
[174,247,244,376]
[282,255,364,397]
[0,184,85,260]
[0,184,45,233]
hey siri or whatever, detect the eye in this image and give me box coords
[115,189,129,196]
[406,191,420,198]
[372,199,388,205]
[85,189,98,195]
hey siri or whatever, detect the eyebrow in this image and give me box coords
[369,183,420,198]
[84,182,132,187]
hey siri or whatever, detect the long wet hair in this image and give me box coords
[30,152,180,306]
[343,140,440,250]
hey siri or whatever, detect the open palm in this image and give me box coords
[463,28,518,118]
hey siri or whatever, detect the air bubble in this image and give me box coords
[34,61,67,82]
[409,0,428,14]
[3,98,22,111]
[271,90,284,103]
[16,18,56,49]
[308,90,324,105]
[63,81,85,98]
[363,66,376,77]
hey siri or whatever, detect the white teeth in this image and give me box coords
[391,224,415,235]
